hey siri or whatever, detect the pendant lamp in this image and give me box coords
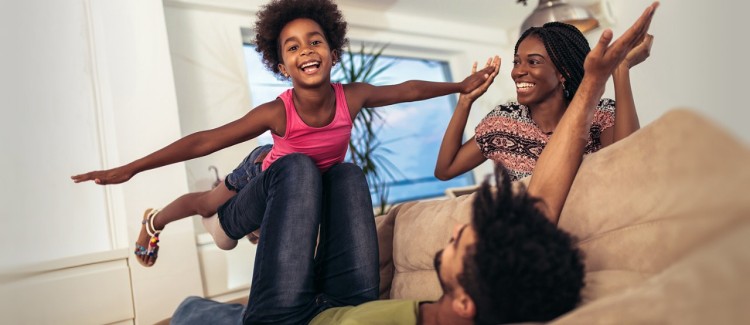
[520,0,599,34]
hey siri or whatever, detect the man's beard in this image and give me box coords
[434,249,452,293]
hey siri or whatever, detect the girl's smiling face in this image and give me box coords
[277,18,337,87]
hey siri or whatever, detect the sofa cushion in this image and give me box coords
[389,193,474,300]
[552,219,750,324]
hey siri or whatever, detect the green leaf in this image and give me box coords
[340,41,403,214]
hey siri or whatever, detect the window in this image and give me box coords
[243,45,474,205]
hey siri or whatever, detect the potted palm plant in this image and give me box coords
[333,42,401,214]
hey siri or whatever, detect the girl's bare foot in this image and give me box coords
[134,208,162,267]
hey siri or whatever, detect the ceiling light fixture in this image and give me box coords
[519,0,599,35]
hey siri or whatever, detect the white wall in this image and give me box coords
[601,0,749,142]
[2,0,203,323]
[1,0,113,269]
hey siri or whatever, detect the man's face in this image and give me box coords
[434,223,477,295]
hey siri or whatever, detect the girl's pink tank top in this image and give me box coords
[262,83,353,172]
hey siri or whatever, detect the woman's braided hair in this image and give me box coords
[516,22,590,100]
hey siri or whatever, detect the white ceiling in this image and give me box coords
[337,0,601,31]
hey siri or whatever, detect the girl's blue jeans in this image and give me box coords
[171,153,379,325]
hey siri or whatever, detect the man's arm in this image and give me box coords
[528,2,659,224]
[610,34,654,143]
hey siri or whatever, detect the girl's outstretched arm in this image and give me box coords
[435,57,500,180]
[71,100,280,185]
[601,34,653,147]
[343,58,499,116]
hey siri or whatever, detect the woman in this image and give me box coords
[436,22,653,181]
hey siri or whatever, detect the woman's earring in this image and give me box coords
[562,81,570,98]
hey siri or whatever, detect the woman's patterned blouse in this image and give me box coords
[474,99,615,181]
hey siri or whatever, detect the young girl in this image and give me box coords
[435,22,653,182]
[71,0,498,267]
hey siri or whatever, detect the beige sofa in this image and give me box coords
[375,110,750,324]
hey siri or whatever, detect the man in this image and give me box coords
[172,2,658,324]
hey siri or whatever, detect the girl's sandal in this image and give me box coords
[134,208,161,267]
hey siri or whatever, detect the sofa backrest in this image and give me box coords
[557,109,750,303]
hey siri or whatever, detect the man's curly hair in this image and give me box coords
[458,164,585,324]
[254,0,348,76]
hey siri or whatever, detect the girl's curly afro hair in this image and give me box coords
[254,0,348,77]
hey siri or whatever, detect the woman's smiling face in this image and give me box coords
[511,36,565,107]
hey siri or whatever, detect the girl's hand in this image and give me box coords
[71,166,134,185]
[621,33,654,69]
[459,55,501,102]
